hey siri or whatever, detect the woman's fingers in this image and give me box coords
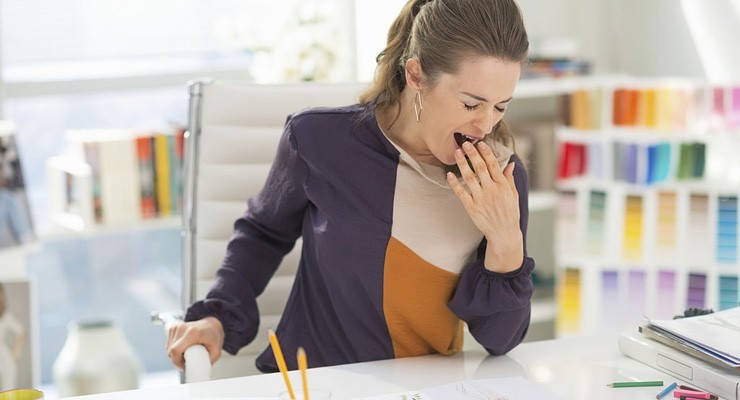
[167,324,188,370]
[475,141,506,183]
[447,171,473,208]
[461,141,493,186]
[503,160,516,188]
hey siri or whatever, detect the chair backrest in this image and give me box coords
[182,79,367,378]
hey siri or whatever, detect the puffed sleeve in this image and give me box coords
[186,116,309,354]
[448,154,534,355]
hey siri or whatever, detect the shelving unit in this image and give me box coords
[502,76,601,342]
[554,78,740,337]
[46,128,185,233]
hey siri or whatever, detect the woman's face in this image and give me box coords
[417,56,520,166]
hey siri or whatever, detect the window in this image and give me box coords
[0,0,358,387]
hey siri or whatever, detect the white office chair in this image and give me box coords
[180,79,367,380]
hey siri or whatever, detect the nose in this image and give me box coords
[473,106,498,135]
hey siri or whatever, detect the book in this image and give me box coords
[135,136,157,219]
[153,133,172,216]
[639,324,740,372]
[97,138,142,224]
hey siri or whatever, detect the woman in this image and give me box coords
[168,0,533,373]
[0,283,26,391]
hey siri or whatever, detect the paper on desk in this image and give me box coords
[648,306,740,367]
[353,377,565,400]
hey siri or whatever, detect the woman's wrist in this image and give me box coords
[483,238,523,273]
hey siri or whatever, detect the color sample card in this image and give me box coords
[646,142,671,184]
[677,142,706,180]
[624,143,638,184]
[712,87,727,130]
[557,142,587,179]
[718,275,739,311]
[586,190,607,255]
[656,191,677,251]
[613,88,639,126]
[611,86,693,130]
[556,190,578,256]
[655,270,677,319]
[612,142,643,184]
[686,272,707,309]
[717,196,738,264]
[627,270,647,326]
[601,270,621,332]
[587,141,604,179]
[656,87,676,130]
[687,194,710,266]
[623,195,644,260]
[729,86,740,129]
[557,267,581,334]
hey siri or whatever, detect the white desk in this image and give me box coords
[61,334,685,399]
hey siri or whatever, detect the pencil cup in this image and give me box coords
[0,389,44,400]
[279,389,332,399]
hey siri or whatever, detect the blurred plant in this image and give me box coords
[214,0,342,83]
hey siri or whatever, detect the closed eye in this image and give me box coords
[464,103,507,112]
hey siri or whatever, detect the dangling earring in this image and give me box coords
[414,91,424,122]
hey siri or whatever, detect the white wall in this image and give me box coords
[608,0,704,77]
[358,0,707,79]
[354,0,401,82]
[682,0,740,82]
[520,0,705,77]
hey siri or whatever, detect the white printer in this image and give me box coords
[619,330,740,400]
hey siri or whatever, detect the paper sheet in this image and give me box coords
[353,377,565,400]
[648,306,740,366]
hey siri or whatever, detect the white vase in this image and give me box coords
[52,319,141,397]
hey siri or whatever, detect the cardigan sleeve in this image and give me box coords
[185,116,309,354]
[447,154,535,355]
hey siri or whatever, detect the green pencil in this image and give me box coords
[607,381,664,388]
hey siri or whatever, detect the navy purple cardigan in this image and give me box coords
[186,104,535,372]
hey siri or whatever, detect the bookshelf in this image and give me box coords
[554,78,740,337]
[46,128,185,232]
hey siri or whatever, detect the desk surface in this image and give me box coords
[62,334,685,400]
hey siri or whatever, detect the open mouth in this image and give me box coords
[454,132,478,147]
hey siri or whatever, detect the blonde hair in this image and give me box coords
[361,0,529,147]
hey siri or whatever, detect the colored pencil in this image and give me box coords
[607,380,664,388]
[656,382,678,399]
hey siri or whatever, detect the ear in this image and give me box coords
[404,57,425,91]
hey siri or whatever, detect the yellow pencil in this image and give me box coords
[268,329,295,400]
[297,347,309,400]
